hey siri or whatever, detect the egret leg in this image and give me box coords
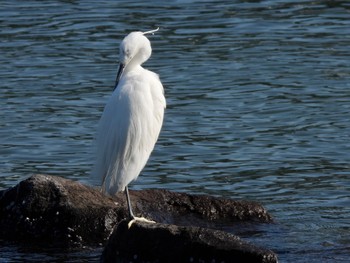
[125,186,156,228]
[125,186,135,219]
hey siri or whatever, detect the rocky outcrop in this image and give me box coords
[102,220,278,263]
[0,174,277,262]
[0,174,119,245]
[127,188,272,224]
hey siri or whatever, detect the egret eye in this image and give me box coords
[123,48,131,58]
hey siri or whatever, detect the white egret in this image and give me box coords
[91,28,166,226]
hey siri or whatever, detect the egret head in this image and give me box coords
[115,28,159,89]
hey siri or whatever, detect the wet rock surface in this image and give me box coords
[0,175,277,261]
[129,188,273,224]
[0,174,119,245]
[102,220,278,263]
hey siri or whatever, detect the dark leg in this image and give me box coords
[125,186,155,228]
[125,186,135,220]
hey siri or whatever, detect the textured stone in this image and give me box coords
[0,174,275,261]
[0,174,119,245]
[101,220,278,263]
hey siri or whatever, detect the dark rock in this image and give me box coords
[101,220,278,263]
[0,174,119,245]
[0,175,274,250]
[129,188,273,224]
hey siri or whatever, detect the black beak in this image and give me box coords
[114,63,125,90]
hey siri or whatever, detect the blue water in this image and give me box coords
[1,1,350,262]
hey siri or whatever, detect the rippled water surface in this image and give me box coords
[1,0,350,262]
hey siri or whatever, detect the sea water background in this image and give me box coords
[1,0,350,262]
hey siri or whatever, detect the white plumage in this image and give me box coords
[91,29,165,221]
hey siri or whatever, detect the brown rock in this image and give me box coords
[129,188,273,224]
[101,220,278,263]
[0,174,119,245]
[0,174,274,256]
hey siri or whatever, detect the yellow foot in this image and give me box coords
[128,216,156,229]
